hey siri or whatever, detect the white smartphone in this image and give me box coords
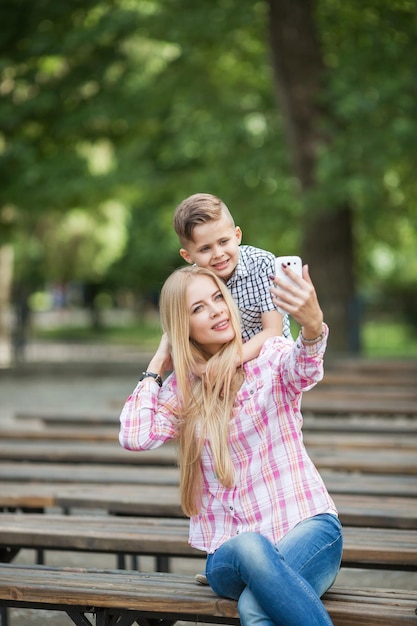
[274,255,303,314]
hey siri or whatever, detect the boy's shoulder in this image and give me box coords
[239,244,275,266]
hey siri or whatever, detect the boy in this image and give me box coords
[173,193,291,366]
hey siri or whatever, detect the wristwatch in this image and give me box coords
[139,371,163,387]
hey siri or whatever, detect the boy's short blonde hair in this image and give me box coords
[173,193,235,246]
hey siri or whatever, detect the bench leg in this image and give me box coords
[0,548,20,563]
[156,555,170,572]
[67,609,138,626]
[36,548,45,565]
[66,609,95,626]
[0,606,8,626]
[117,553,126,569]
[66,608,146,626]
[110,615,176,626]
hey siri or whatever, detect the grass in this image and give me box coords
[362,319,417,358]
[33,317,417,358]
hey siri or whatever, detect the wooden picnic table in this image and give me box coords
[301,393,417,416]
[1,513,416,572]
[15,388,417,423]
[0,440,178,465]
[5,415,417,443]
[14,410,120,426]
[3,424,417,450]
[0,438,415,474]
[1,482,414,529]
[320,370,417,388]
[326,357,417,375]
[0,425,118,442]
[304,431,417,450]
[56,489,417,530]
[309,447,417,475]
[1,563,416,626]
[0,461,416,498]
[0,461,180,486]
[303,415,417,434]
[311,384,417,401]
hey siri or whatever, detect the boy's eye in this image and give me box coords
[200,246,210,253]
[220,239,229,245]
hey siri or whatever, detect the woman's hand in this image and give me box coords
[146,333,173,377]
[270,264,323,340]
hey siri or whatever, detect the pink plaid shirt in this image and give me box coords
[119,325,337,553]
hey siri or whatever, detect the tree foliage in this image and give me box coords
[0,0,416,351]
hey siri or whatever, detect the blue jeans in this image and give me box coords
[205,513,343,626]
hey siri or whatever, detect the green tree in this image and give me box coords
[112,0,417,353]
[1,0,416,354]
[0,0,145,333]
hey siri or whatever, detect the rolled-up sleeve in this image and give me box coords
[263,323,329,398]
[119,373,179,451]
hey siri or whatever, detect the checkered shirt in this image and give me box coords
[227,246,291,340]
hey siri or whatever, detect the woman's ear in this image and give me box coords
[179,248,194,265]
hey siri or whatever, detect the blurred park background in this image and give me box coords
[1,0,417,367]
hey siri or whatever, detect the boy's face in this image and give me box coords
[179,213,242,282]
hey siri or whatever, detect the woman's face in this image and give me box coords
[186,274,235,355]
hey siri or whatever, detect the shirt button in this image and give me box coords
[229,506,234,511]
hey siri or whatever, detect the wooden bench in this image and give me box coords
[15,387,417,422]
[303,415,417,435]
[0,439,178,465]
[1,461,416,497]
[0,425,118,442]
[1,482,416,529]
[1,513,417,572]
[326,357,417,376]
[56,488,417,530]
[14,410,120,427]
[1,438,416,474]
[307,385,417,403]
[319,370,417,388]
[0,563,416,626]
[4,423,417,449]
[304,431,417,451]
[302,393,417,416]
[10,412,417,435]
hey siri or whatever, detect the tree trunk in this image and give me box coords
[0,244,14,365]
[267,0,360,354]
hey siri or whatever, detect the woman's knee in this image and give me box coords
[224,532,272,563]
[206,532,276,599]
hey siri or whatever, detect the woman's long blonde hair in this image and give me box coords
[159,266,244,517]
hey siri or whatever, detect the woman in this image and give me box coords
[119,263,343,626]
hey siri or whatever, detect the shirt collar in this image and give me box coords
[227,247,249,285]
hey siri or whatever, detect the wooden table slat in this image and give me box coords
[1,514,417,569]
[1,564,417,625]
